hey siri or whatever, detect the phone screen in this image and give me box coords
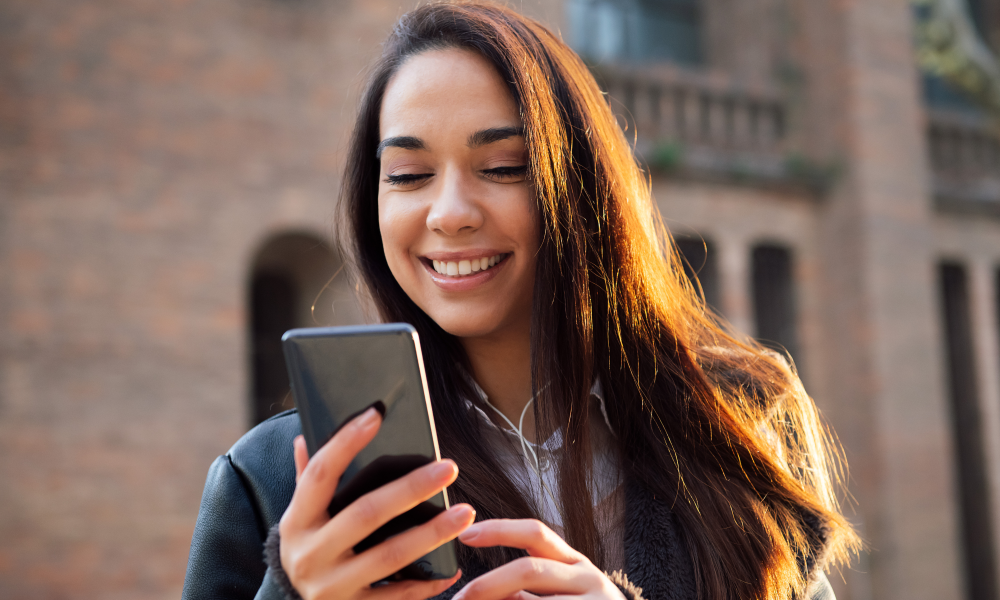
[282,323,458,581]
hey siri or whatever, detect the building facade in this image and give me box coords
[1,0,997,598]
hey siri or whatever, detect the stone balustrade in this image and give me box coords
[928,109,1000,209]
[592,65,824,191]
[594,65,787,155]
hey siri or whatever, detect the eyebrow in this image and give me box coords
[467,126,524,148]
[376,136,424,159]
[375,126,525,159]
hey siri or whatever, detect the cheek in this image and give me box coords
[377,195,424,276]
[513,192,541,252]
[500,190,541,296]
[377,196,403,272]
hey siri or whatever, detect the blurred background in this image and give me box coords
[1,0,999,598]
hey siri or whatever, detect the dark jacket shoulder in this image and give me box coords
[181,410,300,600]
[227,410,301,531]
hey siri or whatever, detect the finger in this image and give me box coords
[347,503,476,586]
[453,557,595,600]
[324,458,459,552]
[364,570,462,600]
[282,407,382,531]
[293,435,308,483]
[304,568,462,600]
[458,519,584,563]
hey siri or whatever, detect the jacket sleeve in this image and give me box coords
[182,455,269,600]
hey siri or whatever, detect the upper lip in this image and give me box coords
[421,250,506,261]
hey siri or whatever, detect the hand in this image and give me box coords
[454,519,626,600]
[278,407,476,599]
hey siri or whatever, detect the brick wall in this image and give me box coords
[0,1,398,596]
[2,0,998,598]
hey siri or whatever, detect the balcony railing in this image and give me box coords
[593,65,833,192]
[595,67,1000,209]
[928,109,1000,212]
[597,65,786,153]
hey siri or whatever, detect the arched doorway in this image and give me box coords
[750,243,799,365]
[247,232,366,427]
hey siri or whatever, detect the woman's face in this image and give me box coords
[377,48,539,341]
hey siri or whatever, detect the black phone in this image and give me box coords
[281,323,459,582]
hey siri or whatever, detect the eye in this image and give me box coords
[384,173,432,187]
[482,165,528,182]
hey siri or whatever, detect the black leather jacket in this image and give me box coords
[181,410,835,600]
[183,411,299,600]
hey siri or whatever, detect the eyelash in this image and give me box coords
[483,165,528,181]
[383,165,528,186]
[384,173,430,185]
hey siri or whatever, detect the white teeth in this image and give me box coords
[431,254,505,277]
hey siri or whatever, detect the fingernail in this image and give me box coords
[451,504,474,523]
[458,523,481,542]
[355,407,379,430]
[431,460,455,480]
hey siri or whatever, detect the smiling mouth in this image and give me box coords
[430,253,509,277]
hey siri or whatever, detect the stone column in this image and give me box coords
[717,234,753,337]
[794,0,964,598]
[970,258,1000,586]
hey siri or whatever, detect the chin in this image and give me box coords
[434,319,500,339]
[422,309,509,340]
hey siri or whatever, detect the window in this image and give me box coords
[247,233,364,427]
[750,244,799,364]
[939,262,998,600]
[922,73,984,113]
[966,0,997,49]
[250,271,297,426]
[675,236,720,311]
[567,0,703,66]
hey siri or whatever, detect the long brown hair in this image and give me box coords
[339,3,859,598]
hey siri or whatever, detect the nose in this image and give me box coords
[425,167,484,236]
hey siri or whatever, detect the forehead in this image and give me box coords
[379,48,521,137]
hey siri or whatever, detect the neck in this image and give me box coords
[461,323,535,442]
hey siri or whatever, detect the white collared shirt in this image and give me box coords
[464,380,626,570]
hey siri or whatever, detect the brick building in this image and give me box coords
[1,0,997,598]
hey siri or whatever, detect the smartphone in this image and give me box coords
[281,323,458,581]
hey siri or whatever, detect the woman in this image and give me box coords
[182,2,859,599]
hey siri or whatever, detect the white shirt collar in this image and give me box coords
[462,377,615,446]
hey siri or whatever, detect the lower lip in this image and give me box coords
[422,258,507,291]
